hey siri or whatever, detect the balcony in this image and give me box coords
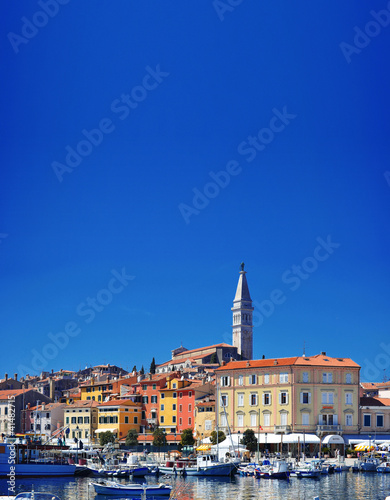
[274,425,292,434]
[316,424,343,435]
[147,418,157,425]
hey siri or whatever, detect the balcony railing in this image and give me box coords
[147,418,157,425]
[274,425,292,434]
[316,424,343,434]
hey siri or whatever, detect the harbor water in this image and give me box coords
[1,473,390,500]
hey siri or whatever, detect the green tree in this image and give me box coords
[140,365,145,375]
[210,352,218,364]
[150,357,156,374]
[125,429,139,447]
[152,427,167,450]
[210,430,226,445]
[240,429,258,452]
[180,428,195,446]
[132,365,137,373]
[99,431,115,446]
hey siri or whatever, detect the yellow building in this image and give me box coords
[194,397,215,441]
[80,377,114,402]
[216,353,360,438]
[158,377,192,433]
[64,400,99,445]
[96,400,142,441]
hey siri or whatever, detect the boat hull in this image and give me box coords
[158,462,236,476]
[91,482,171,496]
[0,463,76,477]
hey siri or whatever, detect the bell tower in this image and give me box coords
[232,263,254,360]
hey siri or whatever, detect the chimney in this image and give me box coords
[321,351,326,356]
[14,373,18,381]
[4,373,8,381]
[274,360,278,365]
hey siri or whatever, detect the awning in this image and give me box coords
[322,435,345,445]
[196,444,212,451]
[283,433,320,444]
[94,428,117,434]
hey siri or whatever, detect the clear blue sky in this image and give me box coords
[1,2,389,382]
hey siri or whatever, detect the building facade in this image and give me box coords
[215,353,360,438]
[64,400,99,445]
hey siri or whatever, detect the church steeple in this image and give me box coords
[232,263,254,360]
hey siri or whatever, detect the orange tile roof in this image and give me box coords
[295,354,360,368]
[216,357,299,370]
[97,399,141,407]
[66,400,99,408]
[0,389,31,398]
[361,382,380,389]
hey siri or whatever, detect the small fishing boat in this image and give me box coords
[360,457,380,472]
[90,480,172,496]
[377,461,390,473]
[291,463,321,478]
[158,454,238,476]
[254,459,290,479]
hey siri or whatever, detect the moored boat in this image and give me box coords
[360,457,380,472]
[377,461,390,473]
[291,463,321,478]
[90,480,172,496]
[158,454,238,476]
[254,459,289,479]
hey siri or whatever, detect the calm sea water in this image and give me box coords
[1,473,390,500]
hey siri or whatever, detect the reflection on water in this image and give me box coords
[1,473,389,500]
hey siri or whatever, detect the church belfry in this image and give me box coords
[232,262,254,360]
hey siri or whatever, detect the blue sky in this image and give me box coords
[1,1,389,382]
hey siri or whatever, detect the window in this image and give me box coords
[322,372,333,383]
[160,404,164,411]
[188,391,192,397]
[152,384,156,390]
[279,392,288,405]
[125,416,129,424]
[238,393,244,407]
[279,372,288,383]
[142,396,148,404]
[4,408,8,415]
[46,412,50,418]
[84,416,89,424]
[249,374,256,385]
[142,385,147,391]
[142,411,145,419]
[71,417,76,424]
[221,376,230,387]
[160,416,164,423]
[280,412,287,426]
[302,372,309,383]
[238,375,243,386]
[220,414,227,427]
[134,416,138,424]
[188,404,192,412]
[179,392,183,398]
[263,413,270,427]
[321,392,334,404]
[302,412,309,426]
[161,393,165,399]
[264,373,269,384]
[250,413,257,427]
[345,393,353,405]
[173,416,176,423]
[179,404,182,412]
[263,393,271,405]
[345,414,353,426]
[220,395,228,407]
[346,373,352,384]
[173,392,177,399]
[173,383,177,389]
[250,393,258,406]
[237,413,244,427]
[377,414,384,427]
[300,392,311,404]
[179,417,182,425]
[188,417,192,425]
[151,395,157,404]
[172,404,176,411]
[363,414,371,427]
[66,417,69,424]
[205,420,212,431]
[98,395,101,402]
